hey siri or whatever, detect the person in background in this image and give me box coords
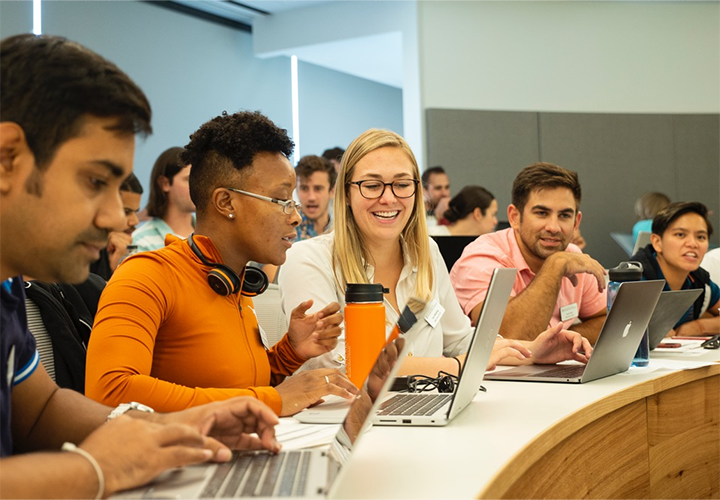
[421,166,450,225]
[86,110,357,417]
[428,185,498,237]
[0,33,279,499]
[295,155,336,241]
[280,129,593,378]
[132,147,195,252]
[322,146,345,172]
[631,201,719,336]
[633,191,670,245]
[450,163,607,344]
[89,173,143,280]
[264,155,336,282]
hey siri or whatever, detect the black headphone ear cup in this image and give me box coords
[207,265,240,296]
[241,266,269,297]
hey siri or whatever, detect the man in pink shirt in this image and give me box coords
[450,163,607,343]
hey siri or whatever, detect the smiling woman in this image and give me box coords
[279,129,595,378]
[630,201,720,336]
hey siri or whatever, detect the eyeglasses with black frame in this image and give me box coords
[225,187,302,215]
[348,179,419,200]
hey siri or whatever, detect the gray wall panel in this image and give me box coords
[539,112,676,267]
[672,114,720,244]
[426,109,720,269]
[425,109,539,217]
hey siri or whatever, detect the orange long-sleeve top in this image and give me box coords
[85,234,305,414]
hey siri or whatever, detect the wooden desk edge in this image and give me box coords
[478,364,720,499]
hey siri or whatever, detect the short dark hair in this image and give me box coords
[421,166,446,189]
[182,111,294,213]
[512,162,582,213]
[120,173,143,195]
[0,35,151,177]
[444,185,495,223]
[652,201,714,238]
[295,155,337,189]
[146,147,186,218]
[321,147,344,163]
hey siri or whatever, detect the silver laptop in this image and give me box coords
[115,337,409,499]
[371,267,516,426]
[648,289,703,350]
[485,279,664,384]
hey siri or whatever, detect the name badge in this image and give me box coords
[425,300,445,328]
[560,303,579,322]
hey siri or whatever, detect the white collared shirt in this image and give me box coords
[278,232,473,370]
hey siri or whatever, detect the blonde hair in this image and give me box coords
[332,129,433,302]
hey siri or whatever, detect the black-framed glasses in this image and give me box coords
[348,179,419,199]
[225,187,301,215]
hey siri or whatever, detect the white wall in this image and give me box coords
[0,0,405,204]
[298,61,403,158]
[1,0,292,206]
[253,1,422,166]
[419,1,720,113]
[0,1,32,38]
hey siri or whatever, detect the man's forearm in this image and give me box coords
[18,388,111,452]
[568,316,605,345]
[0,452,103,499]
[496,270,564,341]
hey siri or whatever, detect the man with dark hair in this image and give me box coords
[295,154,336,241]
[321,146,344,172]
[450,162,607,343]
[90,172,143,280]
[631,201,719,335]
[421,165,450,220]
[86,110,357,417]
[133,147,195,252]
[1,34,280,498]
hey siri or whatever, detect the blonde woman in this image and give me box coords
[279,129,592,376]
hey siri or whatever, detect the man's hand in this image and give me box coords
[286,300,343,359]
[106,231,133,271]
[78,416,214,497]
[275,369,358,416]
[153,397,281,460]
[528,323,593,365]
[546,252,606,292]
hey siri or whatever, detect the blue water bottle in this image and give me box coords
[608,261,649,367]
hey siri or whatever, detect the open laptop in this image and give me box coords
[371,267,516,426]
[648,289,703,350]
[115,337,409,499]
[485,279,664,384]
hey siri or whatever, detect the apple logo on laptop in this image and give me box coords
[622,321,633,338]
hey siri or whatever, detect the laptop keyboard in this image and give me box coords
[378,393,452,416]
[533,365,586,379]
[200,449,315,497]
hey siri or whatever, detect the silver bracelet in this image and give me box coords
[62,442,104,499]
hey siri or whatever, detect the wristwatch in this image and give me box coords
[106,401,155,421]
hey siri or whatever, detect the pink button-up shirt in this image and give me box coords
[450,228,606,329]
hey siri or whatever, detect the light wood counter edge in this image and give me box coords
[478,364,720,499]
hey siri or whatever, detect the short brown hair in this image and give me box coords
[511,162,581,213]
[295,155,337,189]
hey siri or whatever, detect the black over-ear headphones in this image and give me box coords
[188,234,268,297]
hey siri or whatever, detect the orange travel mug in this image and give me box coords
[344,283,386,388]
